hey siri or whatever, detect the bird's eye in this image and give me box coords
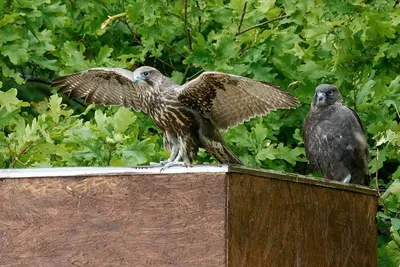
[327,89,333,95]
[142,71,149,77]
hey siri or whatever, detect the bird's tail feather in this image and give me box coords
[211,144,244,165]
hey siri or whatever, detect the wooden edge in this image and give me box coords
[228,165,378,196]
[0,165,229,179]
[0,164,377,196]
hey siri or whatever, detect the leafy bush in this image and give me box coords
[1,0,399,265]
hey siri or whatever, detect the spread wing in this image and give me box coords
[52,68,147,111]
[177,72,300,130]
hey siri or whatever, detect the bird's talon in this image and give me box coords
[160,161,187,172]
[150,160,171,166]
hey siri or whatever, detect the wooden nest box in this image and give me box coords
[0,165,377,267]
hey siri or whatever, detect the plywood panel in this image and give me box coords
[0,173,226,267]
[227,173,377,267]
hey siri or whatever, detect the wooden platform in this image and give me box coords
[0,165,377,267]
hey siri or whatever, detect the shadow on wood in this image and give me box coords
[0,165,377,267]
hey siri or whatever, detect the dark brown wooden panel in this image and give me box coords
[227,173,377,267]
[0,173,226,267]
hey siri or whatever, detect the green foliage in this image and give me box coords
[1,0,400,264]
[0,92,163,168]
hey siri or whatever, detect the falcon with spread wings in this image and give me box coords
[302,84,370,185]
[52,66,299,167]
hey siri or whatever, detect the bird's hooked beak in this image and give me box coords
[315,92,326,103]
[133,75,143,84]
[133,73,147,84]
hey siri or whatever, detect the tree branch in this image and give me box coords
[154,57,175,70]
[187,68,204,81]
[10,142,33,167]
[286,81,301,91]
[236,2,248,35]
[393,103,400,119]
[183,64,192,81]
[236,15,288,36]
[352,75,357,112]
[184,0,192,50]
[101,12,127,29]
[25,77,51,85]
[161,40,187,58]
[237,43,249,56]
[375,148,381,198]
[195,0,202,32]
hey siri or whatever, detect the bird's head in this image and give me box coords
[311,84,342,109]
[132,66,162,86]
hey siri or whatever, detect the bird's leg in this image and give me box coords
[160,137,194,171]
[342,174,351,183]
[167,144,180,162]
[160,147,187,171]
[150,145,180,166]
[150,132,180,166]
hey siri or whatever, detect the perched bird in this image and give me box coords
[302,84,370,185]
[52,66,299,168]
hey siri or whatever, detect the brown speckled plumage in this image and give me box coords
[52,66,300,165]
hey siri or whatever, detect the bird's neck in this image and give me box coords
[160,77,179,91]
[311,100,342,112]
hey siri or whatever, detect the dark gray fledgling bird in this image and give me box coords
[52,66,300,167]
[302,84,370,185]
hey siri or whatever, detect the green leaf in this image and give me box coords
[171,71,184,84]
[374,43,390,61]
[384,194,399,214]
[356,80,376,106]
[111,107,137,134]
[231,0,245,12]
[297,60,334,80]
[0,40,29,64]
[60,41,89,71]
[126,2,142,21]
[391,218,400,231]
[387,40,400,59]
[258,0,276,13]
[378,240,400,267]
[0,61,24,84]
[256,145,276,161]
[252,123,268,144]
[367,13,396,39]
[0,89,30,111]
[97,45,113,64]
[382,180,400,200]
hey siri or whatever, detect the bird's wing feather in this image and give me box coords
[52,68,146,111]
[177,72,300,130]
[348,107,366,134]
[346,106,371,179]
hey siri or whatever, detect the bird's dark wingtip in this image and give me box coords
[51,80,64,88]
[260,81,282,89]
[50,75,69,88]
[51,71,86,87]
[283,91,301,109]
[261,80,301,108]
[50,78,76,96]
[292,97,302,107]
